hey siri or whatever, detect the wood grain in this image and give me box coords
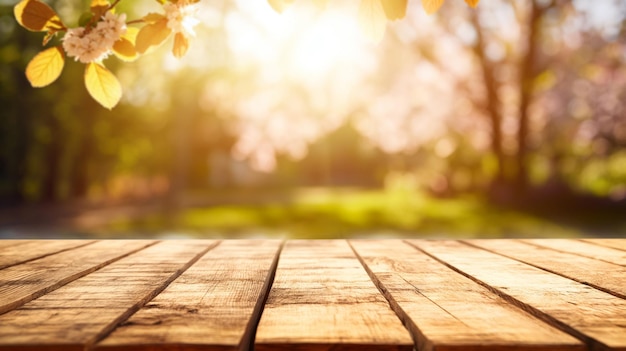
[0,240,217,351]
[522,239,626,266]
[0,240,95,270]
[96,239,282,351]
[1,239,624,351]
[410,240,626,351]
[468,239,626,299]
[0,240,156,315]
[580,239,626,252]
[350,239,583,351]
[0,240,32,250]
[255,240,413,351]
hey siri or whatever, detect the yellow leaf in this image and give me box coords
[113,27,138,61]
[123,26,139,42]
[113,38,137,62]
[465,0,479,8]
[267,0,295,14]
[422,0,444,14]
[382,0,407,20]
[358,0,387,43]
[91,0,109,8]
[14,0,65,32]
[25,46,64,88]
[136,19,171,54]
[172,32,189,58]
[142,12,166,23]
[90,0,109,17]
[84,63,122,110]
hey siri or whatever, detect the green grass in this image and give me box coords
[105,187,585,238]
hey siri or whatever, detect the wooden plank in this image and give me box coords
[467,239,626,299]
[409,240,626,351]
[580,239,626,252]
[0,240,156,315]
[96,240,282,351]
[350,240,583,351]
[255,240,413,351]
[522,239,626,266]
[0,240,32,250]
[0,240,218,351]
[0,240,96,270]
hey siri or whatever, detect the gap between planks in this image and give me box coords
[350,240,582,351]
[348,241,420,349]
[579,239,626,252]
[0,240,97,270]
[237,240,285,351]
[88,240,223,350]
[520,239,626,267]
[463,239,626,300]
[0,240,219,351]
[0,240,160,316]
[254,240,414,351]
[3,239,624,351]
[94,240,285,351]
[407,240,626,351]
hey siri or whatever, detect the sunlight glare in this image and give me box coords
[289,12,366,82]
[221,1,378,172]
[227,1,374,85]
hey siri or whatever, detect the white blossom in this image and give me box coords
[62,12,127,64]
[163,3,199,37]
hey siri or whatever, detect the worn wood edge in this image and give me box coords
[6,344,238,351]
[579,239,626,252]
[92,344,237,351]
[429,346,586,351]
[0,344,85,351]
[0,240,98,271]
[519,239,626,267]
[0,240,160,316]
[463,239,626,301]
[237,240,285,351]
[404,240,613,351]
[255,343,413,351]
[348,241,424,351]
[430,345,583,351]
[89,240,222,350]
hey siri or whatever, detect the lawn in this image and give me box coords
[105,187,585,239]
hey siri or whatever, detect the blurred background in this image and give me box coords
[1,0,625,239]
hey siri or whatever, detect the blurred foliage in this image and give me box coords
[1,0,626,237]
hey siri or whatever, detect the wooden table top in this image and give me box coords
[0,238,624,351]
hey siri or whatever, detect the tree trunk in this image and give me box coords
[6,29,36,204]
[470,10,505,183]
[41,119,61,202]
[516,1,542,192]
[168,90,192,209]
[70,131,92,199]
